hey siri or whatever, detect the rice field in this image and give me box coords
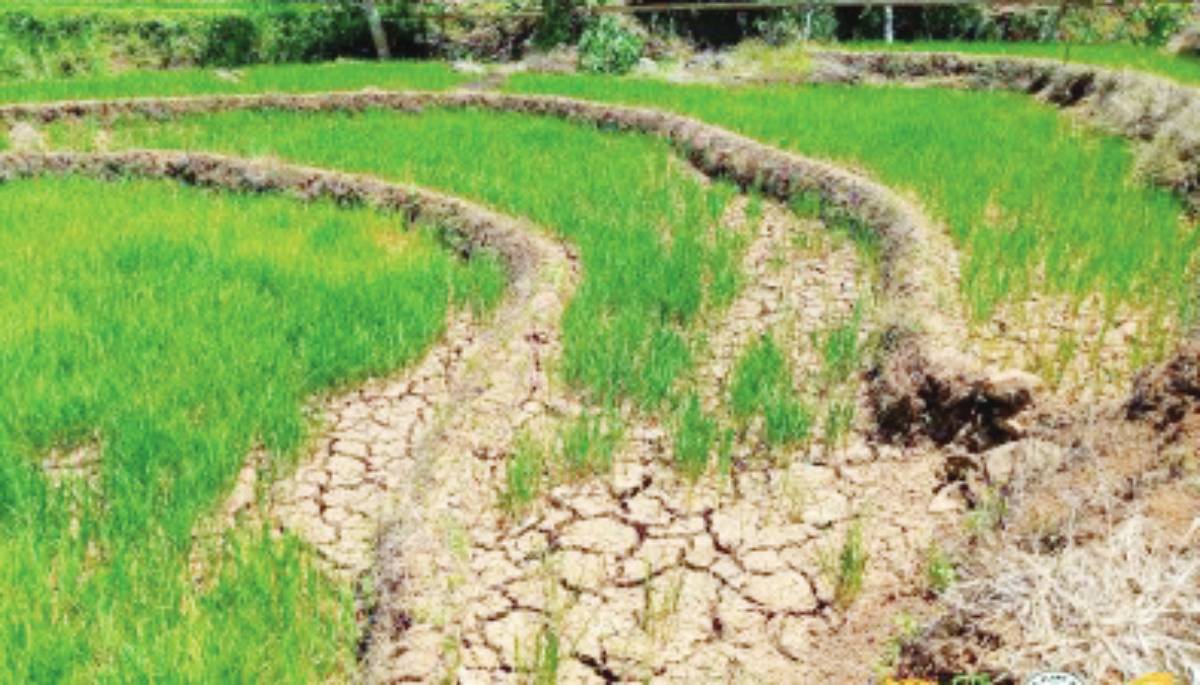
[3,42,1198,684]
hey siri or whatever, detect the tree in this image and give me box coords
[360,0,391,59]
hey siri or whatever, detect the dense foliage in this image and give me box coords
[578,16,643,74]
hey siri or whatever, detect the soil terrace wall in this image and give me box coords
[0,94,1039,445]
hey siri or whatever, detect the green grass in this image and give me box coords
[86,107,739,408]
[0,59,467,102]
[838,40,1200,86]
[507,74,1198,331]
[0,176,504,682]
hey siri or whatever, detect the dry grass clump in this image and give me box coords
[942,516,1199,682]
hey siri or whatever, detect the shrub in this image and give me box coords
[536,0,577,48]
[578,16,643,75]
[201,15,261,67]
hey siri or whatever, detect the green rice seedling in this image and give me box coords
[764,396,813,447]
[925,544,957,595]
[502,436,547,516]
[729,334,790,420]
[640,566,684,641]
[830,520,868,609]
[816,310,863,387]
[823,398,856,448]
[514,624,560,685]
[716,427,736,478]
[729,333,813,449]
[106,108,738,411]
[557,410,623,480]
[0,177,499,683]
[673,393,717,480]
[507,74,1195,345]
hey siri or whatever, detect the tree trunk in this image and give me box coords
[884,5,894,44]
[362,0,391,60]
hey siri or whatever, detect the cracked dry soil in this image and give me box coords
[259,198,961,683]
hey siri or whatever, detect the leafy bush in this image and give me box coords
[536,0,577,48]
[201,15,260,67]
[578,16,643,75]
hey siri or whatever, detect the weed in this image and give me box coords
[673,394,717,479]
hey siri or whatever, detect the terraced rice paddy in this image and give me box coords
[2,52,1197,683]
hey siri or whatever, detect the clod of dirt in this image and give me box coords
[871,335,1040,450]
[1127,339,1200,443]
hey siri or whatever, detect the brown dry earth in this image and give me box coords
[360,200,961,683]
